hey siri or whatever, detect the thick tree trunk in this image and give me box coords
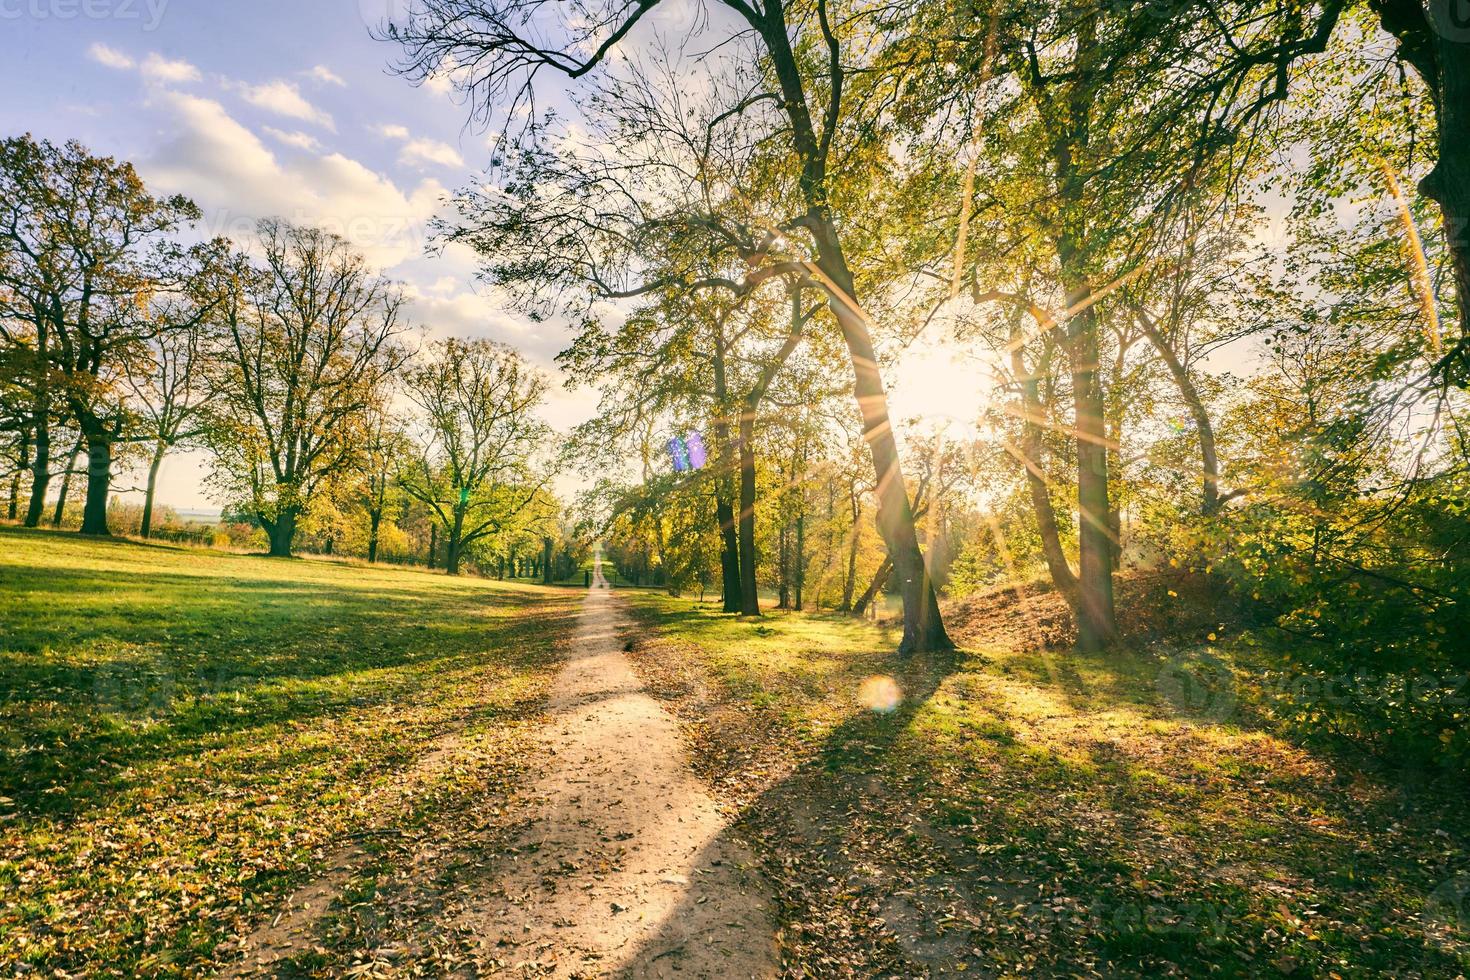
[737,413,761,616]
[140,442,166,539]
[1047,7,1115,652]
[445,508,466,575]
[816,245,951,653]
[428,521,437,569]
[751,5,948,651]
[79,436,112,536]
[368,509,382,563]
[24,415,49,528]
[716,492,742,613]
[1068,304,1119,651]
[1372,0,1470,383]
[265,507,298,557]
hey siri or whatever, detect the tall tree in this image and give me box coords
[209,223,405,557]
[399,338,552,575]
[0,135,204,534]
[385,0,954,652]
[358,402,410,564]
[124,269,221,538]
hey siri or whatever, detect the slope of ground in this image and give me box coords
[622,591,1470,977]
[941,569,1244,653]
[0,527,579,977]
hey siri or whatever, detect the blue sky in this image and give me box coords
[0,0,600,509]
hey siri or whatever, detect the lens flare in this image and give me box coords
[858,675,902,713]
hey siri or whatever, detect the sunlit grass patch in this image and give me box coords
[624,591,1470,976]
[0,526,576,977]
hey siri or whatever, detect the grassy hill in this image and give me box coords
[0,527,578,976]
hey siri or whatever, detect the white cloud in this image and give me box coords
[234,80,335,130]
[143,91,443,271]
[400,138,464,169]
[375,124,464,170]
[141,53,202,85]
[88,43,134,70]
[307,65,346,87]
[262,127,323,153]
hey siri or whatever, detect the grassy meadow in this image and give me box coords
[0,527,578,976]
[622,592,1470,977]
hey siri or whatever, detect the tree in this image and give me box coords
[0,135,205,534]
[209,223,406,557]
[353,401,410,564]
[124,271,221,538]
[399,337,553,575]
[384,0,954,652]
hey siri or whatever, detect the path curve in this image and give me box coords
[462,553,778,977]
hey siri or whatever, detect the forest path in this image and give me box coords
[460,555,779,977]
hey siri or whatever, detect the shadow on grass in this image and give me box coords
[619,596,1470,976]
[0,546,582,821]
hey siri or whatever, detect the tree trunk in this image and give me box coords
[445,507,466,575]
[24,415,49,528]
[1010,342,1081,605]
[752,5,949,652]
[716,494,742,613]
[1068,304,1119,651]
[52,435,82,527]
[265,506,298,557]
[815,244,951,653]
[543,536,554,584]
[140,442,166,539]
[1048,7,1116,652]
[777,516,791,609]
[1370,0,1470,383]
[428,521,437,569]
[1134,307,1223,514]
[79,436,112,536]
[713,413,743,613]
[368,509,382,563]
[839,486,861,612]
[7,425,29,521]
[852,556,894,617]
[794,509,805,611]
[737,412,761,616]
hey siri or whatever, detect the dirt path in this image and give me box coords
[459,557,778,977]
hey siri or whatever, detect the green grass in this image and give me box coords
[0,526,579,976]
[623,592,1470,977]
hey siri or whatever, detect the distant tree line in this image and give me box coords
[0,135,565,575]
